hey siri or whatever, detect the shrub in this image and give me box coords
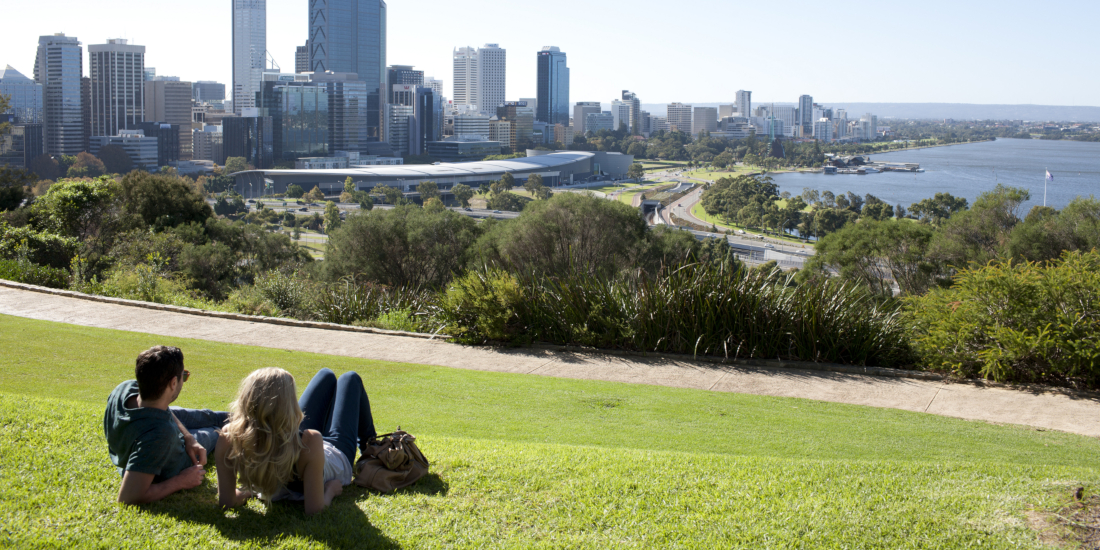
[904,250,1100,388]
[0,222,79,269]
[439,268,525,344]
[0,258,69,289]
[444,262,911,367]
[255,270,310,315]
[312,279,437,330]
[226,285,280,317]
[369,308,419,332]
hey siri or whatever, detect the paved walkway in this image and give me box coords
[1,285,1098,437]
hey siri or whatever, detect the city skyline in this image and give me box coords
[2,0,1098,108]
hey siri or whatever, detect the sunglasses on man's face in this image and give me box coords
[181,370,191,383]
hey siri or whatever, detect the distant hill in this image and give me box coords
[636,103,1100,123]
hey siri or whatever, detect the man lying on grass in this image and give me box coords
[103,346,229,504]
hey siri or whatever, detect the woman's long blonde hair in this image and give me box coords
[221,368,305,501]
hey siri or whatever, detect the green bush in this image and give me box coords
[369,308,419,332]
[312,279,437,330]
[438,268,526,344]
[225,285,280,317]
[0,258,69,289]
[0,222,79,269]
[255,270,310,315]
[446,262,911,367]
[904,250,1100,388]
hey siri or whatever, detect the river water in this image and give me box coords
[769,138,1100,210]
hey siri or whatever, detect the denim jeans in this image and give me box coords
[298,368,377,464]
[169,406,229,456]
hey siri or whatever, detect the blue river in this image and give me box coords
[768,138,1100,211]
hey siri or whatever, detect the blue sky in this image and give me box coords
[2,0,1097,107]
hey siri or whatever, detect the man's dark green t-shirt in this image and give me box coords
[103,380,192,483]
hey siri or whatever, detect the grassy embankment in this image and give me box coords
[1,315,1096,548]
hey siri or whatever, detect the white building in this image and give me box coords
[652,116,670,133]
[585,112,614,133]
[666,103,692,134]
[192,125,223,163]
[478,44,506,117]
[718,104,735,119]
[89,130,159,168]
[452,46,478,109]
[610,99,630,132]
[89,39,146,140]
[692,106,717,136]
[735,90,751,122]
[232,0,266,114]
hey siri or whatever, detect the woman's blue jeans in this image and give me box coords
[298,368,377,464]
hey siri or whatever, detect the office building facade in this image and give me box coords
[610,100,630,133]
[192,81,226,106]
[735,90,751,122]
[666,103,692,134]
[295,43,309,73]
[478,44,506,116]
[232,0,266,114]
[0,66,43,124]
[798,94,814,136]
[223,115,273,169]
[692,107,717,136]
[34,33,85,155]
[89,130,159,168]
[144,80,193,159]
[0,119,43,169]
[535,47,569,125]
[621,90,640,135]
[309,0,386,142]
[133,121,181,166]
[89,39,146,141]
[573,102,600,136]
[387,65,423,103]
[585,112,614,134]
[452,46,478,109]
[193,125,225,164]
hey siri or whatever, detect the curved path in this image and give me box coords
[1,284,1098,437]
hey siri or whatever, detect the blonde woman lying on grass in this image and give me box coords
[215,367,377,515]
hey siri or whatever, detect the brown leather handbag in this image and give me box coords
[354,429,429,493]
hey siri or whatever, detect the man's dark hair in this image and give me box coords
[135,346,185,400]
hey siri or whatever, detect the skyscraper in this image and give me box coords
[88,39,145,140]
[387,65,423,104]
[798,94,813,137]
[622,90,640,135]
[144,80,193,159]
[452,46,477,109]
[232,0,266,114]
[692,107,717,136]
[192,81,226,107]
[610,100,630,132]
[666,103,692,134]
[0,65,43,124]
[34,34,85,156]
[295,42,309,73]
[735,90,751,120]
[478,44,506,117]
[536,47,569,125]
[309,0,386,141]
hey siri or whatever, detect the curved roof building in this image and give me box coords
[231,150,634,198]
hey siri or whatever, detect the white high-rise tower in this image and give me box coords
[88,39,145,138]
[477,44,506,116]
[232,0,266,115]
[453,47,478,109]
[735,90,751,119]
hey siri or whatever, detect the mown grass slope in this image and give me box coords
[1,314,1096,549]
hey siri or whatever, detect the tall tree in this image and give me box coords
[344,177,355,194]
[417,180,440,203]
[451,183,474,208]
[224,157,250,174]
[97,145,133,175]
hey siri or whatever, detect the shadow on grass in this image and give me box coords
[144,481,403,550]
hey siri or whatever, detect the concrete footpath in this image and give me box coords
[1,285,1097,438]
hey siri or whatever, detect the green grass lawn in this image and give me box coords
[689,203,810,245]
[1,314,1096,548]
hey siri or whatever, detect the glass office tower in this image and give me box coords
[34,34,84,155]
[309,0,386,141]
[536,47,569,125]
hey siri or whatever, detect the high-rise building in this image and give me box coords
[453,113,490,138]
[860,113,878,139]
[478,44,505,117]
[144,80,193,159]
[452,46,478,109]
[610,100,630,133]
[666,103,692,134]
[309,0,386,142]
[798,94,813,136]
[535,47,569,125]
[81,76,91,152]
[295,42,309,73]
[813,118,833,142]
[692,107,717,136]
[387,65,423,103]
[34,33,85,155]
[573,102,600,136]
[232,0,266,114]
[488,119,513,152]
[424,77,443,98]
[718,104,735,119]
[143,67,156,82]
[192,81,226,107]
[621,90,640,135]
[497,101,534,149]
[192,125,225,164]
[88,39,146,141]
[133,121,181,166]
[224,114,273,171]
[314,72,370,156]
[735,90,751,122]
[0,65,43,124]
[0,120,43,169]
